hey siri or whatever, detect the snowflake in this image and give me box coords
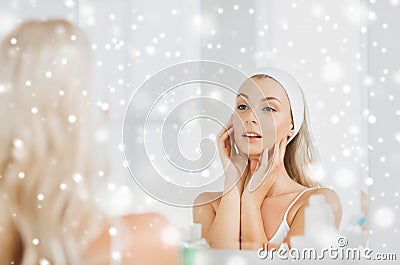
[373,207,395,228]
[68,114,77,124]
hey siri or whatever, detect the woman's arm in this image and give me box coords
[193,190,242,249]
[120,213,179,265]
[84,213,179,265]
[240,201,268,250]
[240,159,268,250]
[193,115,247,249]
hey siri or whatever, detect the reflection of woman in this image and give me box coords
[0,20,178,264]
[194,68,342,250]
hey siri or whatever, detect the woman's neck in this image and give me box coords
[244,159,304,198]
[266,170,305,197]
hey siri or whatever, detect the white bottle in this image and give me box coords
[180,223,209,265]
[181,223,210,249]
[291,194,338,250]
[342,213,368,248]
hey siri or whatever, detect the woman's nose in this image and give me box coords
[245,111,258,124]
[246,119,257,124]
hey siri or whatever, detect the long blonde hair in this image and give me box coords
[0,20,106,264]
[252,74,321,188]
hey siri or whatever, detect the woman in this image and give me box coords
[0,20,178,264]
[193,67,342,250]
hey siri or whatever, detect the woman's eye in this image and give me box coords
[263,106,276,112]
[237,104,248,110]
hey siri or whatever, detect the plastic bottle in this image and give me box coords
[180,223,209,265]
[342,212,368,248]
[290,194,338,250]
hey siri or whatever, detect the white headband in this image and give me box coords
[249,67,305,144]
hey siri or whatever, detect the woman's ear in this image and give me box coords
[287,124,295,139]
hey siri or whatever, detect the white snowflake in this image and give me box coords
[334,168,355,188]
[32,238,39,245]
[368,115,376,124]
[108,227,118,236]
[373,207,395,228]
[322,62,344,82]
[37,194,44,201]
[68,114,77,124]
[18,172,25,179]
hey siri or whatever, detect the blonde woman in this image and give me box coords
[194,68,342,250]
[0,20,178,265]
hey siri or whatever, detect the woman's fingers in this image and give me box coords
[217,117,234,155]
[250,159,259,174]
[269,137,284,169]
[244,137,289,196]
[258,146,269,170]
[217,115,232,140]
[217,120,232,139]
[219,126,233,158]
[279,137,288,161]
[248,148,268,192]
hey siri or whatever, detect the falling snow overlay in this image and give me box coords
[0,0,398,262]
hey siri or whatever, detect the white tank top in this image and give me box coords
[268,188,317,245]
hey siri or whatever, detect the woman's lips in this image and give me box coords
[244,136,261,142]
[242,131,262,142]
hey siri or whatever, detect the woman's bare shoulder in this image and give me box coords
[121,212,169,226]
[311,187,342,213]
[194,191,223,206]
[121,212,179,265]
[295,187,340,204]
[309,187,341,205]
[288,188,341,216]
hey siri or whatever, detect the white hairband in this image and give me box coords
[249,67,305,144]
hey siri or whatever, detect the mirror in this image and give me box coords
[4,0,400,258]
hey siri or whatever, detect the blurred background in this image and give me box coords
[1,0,399,253]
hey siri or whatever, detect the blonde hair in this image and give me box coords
[0,20,106,264]
[251,74,321,188]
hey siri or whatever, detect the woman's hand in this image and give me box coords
[217,115,248,194]
[242,137,288,207]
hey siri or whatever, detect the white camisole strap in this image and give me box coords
[268,187,319,244]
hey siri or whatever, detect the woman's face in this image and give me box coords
[232,76,294,159]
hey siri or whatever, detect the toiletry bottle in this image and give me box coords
[342,212,368,248]
[180,223,209,265]
[291,194,338,250]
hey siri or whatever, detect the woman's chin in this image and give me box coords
[238,145,264,156]
[247,146,272,158]
[249,150,263,156]
[243,149,261,159]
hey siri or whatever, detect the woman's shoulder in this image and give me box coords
[121,212,169,225]
[120,213,179,264]
[85,212,177,264]
[310,187,342,214]
[295,187,341,206]
[309,187,341,204]
[194,191,222,204]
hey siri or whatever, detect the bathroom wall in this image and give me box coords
[366,0,399,253]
